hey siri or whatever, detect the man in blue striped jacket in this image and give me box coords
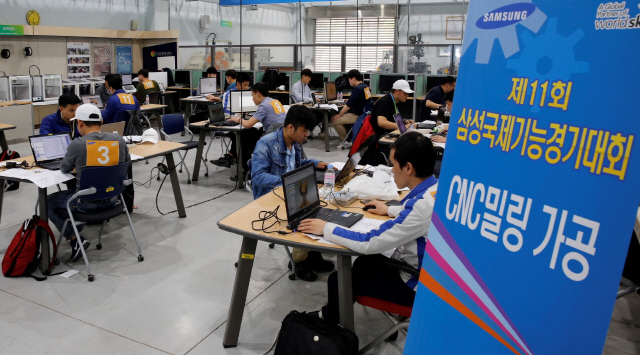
[298,131,437,324]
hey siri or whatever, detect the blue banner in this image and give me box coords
[220,0,334,6]
[404,1,640,354]
[116,46,132,74]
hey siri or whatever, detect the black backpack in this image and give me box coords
[262,69,281,91]
[273,311,358,355]
[335,76,349,91]
[0,150,20,191]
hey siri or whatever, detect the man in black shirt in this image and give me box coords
[370,79,414,139]
[419,76,456,122]
[332,69,372,148]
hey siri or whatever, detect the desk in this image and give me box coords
[140,104,169,137]
[189,121,248,188]
[309,105,341,152]
[0,141,188,271]
[0,123,17,151]
[0,101,33,142]
[219,187,397,347]
[378,129,439,146]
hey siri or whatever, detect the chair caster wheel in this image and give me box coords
[157,176,161,181]
[385,331,399,342]
[96,244,102,250]
[179,170,183,173]
[288,274,296,280]
[187,180,192,184]
[205,173,209,177]
[88,275,95,282]
[268,243,275,249]
[54,259,60,265]
[234,262,238,268]
[138,255,144,262]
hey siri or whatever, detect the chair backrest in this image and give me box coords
[148,92,161,105]
[161,114,186,135]
[78,162,131,200]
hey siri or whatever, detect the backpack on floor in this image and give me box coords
[272,311,359,355]
[0,150,20,191]
[2,216,58,280]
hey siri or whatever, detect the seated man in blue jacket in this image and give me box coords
[40,93,81,138]
[251,105,332,281]
[299,131,438,324]
[101,74,139,125]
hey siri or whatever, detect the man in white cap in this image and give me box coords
[369,79,414,140]
[47,104,131,262]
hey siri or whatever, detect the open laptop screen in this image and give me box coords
[82,95,103,108]
[199,77,217,95]
[30,133,71,162]
[395,113,407,134]
[282,164,321,221]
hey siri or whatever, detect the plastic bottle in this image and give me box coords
[323,164,335,194]
[145,94,150,106]
[338,91,343,101]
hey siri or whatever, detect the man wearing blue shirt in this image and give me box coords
[290,68,313,104]
[217,73,250,115]
[101,75,139,125]
[332,69,372,147]
[251,105,332,281]
[224,69,237,92]
[40,94,82,138]
[212,82,286,181]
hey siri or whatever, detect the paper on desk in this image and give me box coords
[319,104,339,111]
[330,162,366,171]
[349,218,386,234]
[232,122,264,129]
[130,154,144,161]
[303,233,340,246]
[0,168,74,188]
[433,142,446,149]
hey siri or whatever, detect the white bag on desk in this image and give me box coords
[342,171,399,201]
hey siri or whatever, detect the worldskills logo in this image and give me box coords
[151,51,156,57]
[477,3,537,29]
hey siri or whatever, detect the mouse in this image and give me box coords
[363,205,375,211]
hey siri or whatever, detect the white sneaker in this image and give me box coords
[340,141,352,149]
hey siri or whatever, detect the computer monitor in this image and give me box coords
[199,78,217,95]
[324,82,337,101]
[229,90,258,113]
[309,73,325,90]
[121,74,133,86]
[174,70,191,87]
[149,71,168,87]
[425,76,450,93]
[378,75,405,93]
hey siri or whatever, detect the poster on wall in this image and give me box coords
[67,42,91,79]
[116,46,133,74]
[93,45,112,77]
[142,42,178,72]
[404,1,640,354]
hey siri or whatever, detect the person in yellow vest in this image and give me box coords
[134,69,160,103]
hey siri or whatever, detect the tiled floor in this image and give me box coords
[0,130,637,354]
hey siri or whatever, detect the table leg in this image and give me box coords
[38,187,51,271]
[324,111,330,152]
[154,109,166,141]
[191,129,207,182]
[223,237,258,348]
[165,152,187,218]
[235,130,244,188]
[337,254,354,332]
[0,131,8,151]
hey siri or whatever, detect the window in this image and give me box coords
[314,17,395,72]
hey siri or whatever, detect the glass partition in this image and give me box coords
[253,46,295,71]
[396,45,453,75]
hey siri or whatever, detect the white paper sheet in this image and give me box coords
[60,269,79,278]
[0,168,74,188]
[303,233,340,246]
[130,154,144,161]
[348,218,386,233]
[434,142,446,149]
[319,104,339,111]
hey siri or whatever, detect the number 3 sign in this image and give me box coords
[86,141,120,166]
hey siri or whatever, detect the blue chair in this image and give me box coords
[159,113,209,184]
[55,162,142,282]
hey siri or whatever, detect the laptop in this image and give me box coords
[282,163,364,230]
[207,103,226,125]
[81,95,104,109]
[316,145,368,184]
[395,113,407,135]
[29,132,72,170]
[102,121,126,136]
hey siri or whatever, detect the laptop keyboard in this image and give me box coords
[38,160,61,170]
[289,208,342,230]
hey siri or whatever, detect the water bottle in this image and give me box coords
[145,94,150,106]
[338,91,343,101]
[323,164,335,194]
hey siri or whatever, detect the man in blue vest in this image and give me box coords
[101,75,139,125]
[40,94,82,138]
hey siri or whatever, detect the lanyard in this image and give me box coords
[390,93,399,114]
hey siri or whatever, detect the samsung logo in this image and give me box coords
[477,3,537,29]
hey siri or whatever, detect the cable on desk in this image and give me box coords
[251,205,292,235]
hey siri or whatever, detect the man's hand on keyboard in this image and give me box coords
[297,219,327,235]
[228,116,241,123]
[206,94,221,101]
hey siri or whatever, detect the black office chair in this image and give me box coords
[148,92,161,105]
[54,162,143,282]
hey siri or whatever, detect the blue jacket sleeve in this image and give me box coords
[101,96,117,124]
[251,139,284,196]
[39,117,53,135]
[300,158,319,168]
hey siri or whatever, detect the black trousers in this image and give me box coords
[226,128,263,172]
[322,254,416,325]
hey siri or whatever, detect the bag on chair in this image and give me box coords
[2,216,58,280]
[273,311,358,355]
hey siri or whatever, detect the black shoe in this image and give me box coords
[211,154,234,168]
[288,261,317,282]
[306,251,335,273]
[230,172,247,182]
[69,236,90,262]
